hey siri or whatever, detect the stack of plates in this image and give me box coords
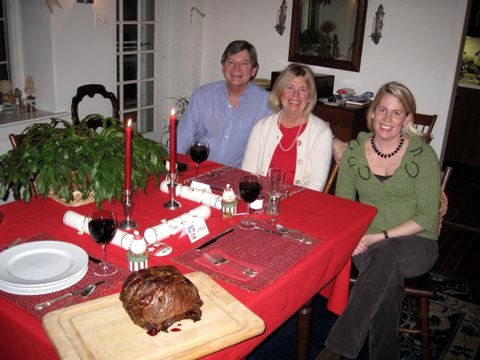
[0,241,88,295]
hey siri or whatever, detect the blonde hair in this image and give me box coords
[366,81,427,140]
[268,63,317,115]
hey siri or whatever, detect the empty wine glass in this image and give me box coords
[88,208,118,276]
[189,140,210,178]
[237,174,262,230]
[266,168,285,221]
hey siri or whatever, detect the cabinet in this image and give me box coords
[313,102,369,142]
[444,86,480,167]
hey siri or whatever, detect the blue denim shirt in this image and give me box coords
[177,80,272,168]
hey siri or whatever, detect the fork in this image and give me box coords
[203,253,257,277]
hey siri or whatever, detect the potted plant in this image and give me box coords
[0,116,167,206]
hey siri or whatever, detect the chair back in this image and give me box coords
[71,84,119,128]
[414,113,437,144]
[8,134,38,197]
[323,162,339,194]
[438,166,453,233]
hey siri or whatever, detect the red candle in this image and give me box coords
[169,109,176,175]
[125,119,133,191]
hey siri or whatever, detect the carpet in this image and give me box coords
[400,272,480,360]
[247,272,480,360]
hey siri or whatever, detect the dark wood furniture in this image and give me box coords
[445,86,480,167]
[313,102,369,142]
[71,84,119,127]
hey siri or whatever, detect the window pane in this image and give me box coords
[0,64,8,80]
[141,0,155,21]
[123,54,137,81]
[123,25,137,51]
[140,53,153,79]
[140,80,153,107]
[0,21,5,61]
[123,0,137,21]
[124,83,137,109]
[140,108,154,133]
[141,24,154,50]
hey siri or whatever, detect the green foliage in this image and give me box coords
[0,116,167,206]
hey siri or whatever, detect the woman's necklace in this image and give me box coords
[370,134,405,158]
[277,112,306,152]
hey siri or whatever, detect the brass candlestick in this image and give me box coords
[164,172,181,209]
[119,189,138,230]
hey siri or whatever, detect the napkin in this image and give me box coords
[63,210,134,250]
[194,249,262,282]
[160,180,223,210]
[143,204,211,244]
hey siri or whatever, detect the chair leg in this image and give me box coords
[296,298,313,360]
[419,297,430,360]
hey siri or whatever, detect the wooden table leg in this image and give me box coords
[296,298,313,360]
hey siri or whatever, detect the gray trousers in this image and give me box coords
[325,236,439,359]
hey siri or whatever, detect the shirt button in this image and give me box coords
[295,180,301,185]
[297,140,302,146]
[297,159,303,165]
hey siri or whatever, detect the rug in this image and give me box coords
[247,272,480,360]
[400,272,480,360]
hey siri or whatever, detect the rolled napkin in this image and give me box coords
[144,204,211,244]
[63,210,135,250]
[160,180,223,210]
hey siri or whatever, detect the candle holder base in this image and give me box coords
[163,198,181,209]
[119,218,138,231]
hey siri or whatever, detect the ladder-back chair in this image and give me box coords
[414,113,437,144]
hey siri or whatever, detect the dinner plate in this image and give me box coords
[0,241,88,287]
[0,265,88,295]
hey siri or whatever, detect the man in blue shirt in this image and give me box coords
[177,40,272,168]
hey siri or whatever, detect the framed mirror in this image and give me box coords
[288,0,368,72]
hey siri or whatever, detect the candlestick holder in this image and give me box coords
[119,190,138,230]
[164,172,181,209]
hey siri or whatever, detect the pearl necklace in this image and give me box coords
[277,112,305,152]
[370,134,405,158]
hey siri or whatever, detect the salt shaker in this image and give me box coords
[128,231,149,271]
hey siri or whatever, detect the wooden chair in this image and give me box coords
[71,84,119,128]
[414,113,437,144]
[8,134,38,197]
[349,165,453,360]
[323,163,339,194]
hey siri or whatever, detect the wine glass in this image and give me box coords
[189,140,210,178]
[266,168,285,221]
[88,208,118,276]
[237,174,262,229]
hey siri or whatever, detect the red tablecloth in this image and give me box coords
[0,155,376,359]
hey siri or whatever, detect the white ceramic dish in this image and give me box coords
[0,241,88,294]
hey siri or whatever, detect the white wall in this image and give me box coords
[166,0,470,161]
[20,0,116,117]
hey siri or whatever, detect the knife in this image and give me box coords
[195,227,234,251]
[34,281,105,311]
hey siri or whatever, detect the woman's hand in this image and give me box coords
[352,233,384,256]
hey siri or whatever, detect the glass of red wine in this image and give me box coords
[189,140,210,178]
[237,174,262,230]
[88,208,118,276]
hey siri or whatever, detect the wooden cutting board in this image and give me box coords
[43,272,265,360]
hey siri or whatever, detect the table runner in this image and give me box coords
[173,223,321,292]
[188,166,305,197]
[0,233,130,320]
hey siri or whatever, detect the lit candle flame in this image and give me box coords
[171,109,176,117]
[127,118,132,127]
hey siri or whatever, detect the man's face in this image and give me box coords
[222,50,258,88]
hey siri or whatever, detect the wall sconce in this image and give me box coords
[77,0,93,3]
[370,4,385,45]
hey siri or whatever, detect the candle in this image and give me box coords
[125,119,133,191]
[169,109,176,175]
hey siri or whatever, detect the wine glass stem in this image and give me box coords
[195,164,199,177]
[102,244,108,269]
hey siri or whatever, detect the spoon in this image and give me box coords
[35,281,105,311]
[275,224,313,245]
[61,282,102,308]
[275,224,301,234]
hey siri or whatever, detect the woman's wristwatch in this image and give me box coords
[382,230,389,239]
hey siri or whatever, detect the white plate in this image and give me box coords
[0,265,88,295]
[0,241,88,286]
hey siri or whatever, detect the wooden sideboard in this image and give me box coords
[313,102,369,142]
